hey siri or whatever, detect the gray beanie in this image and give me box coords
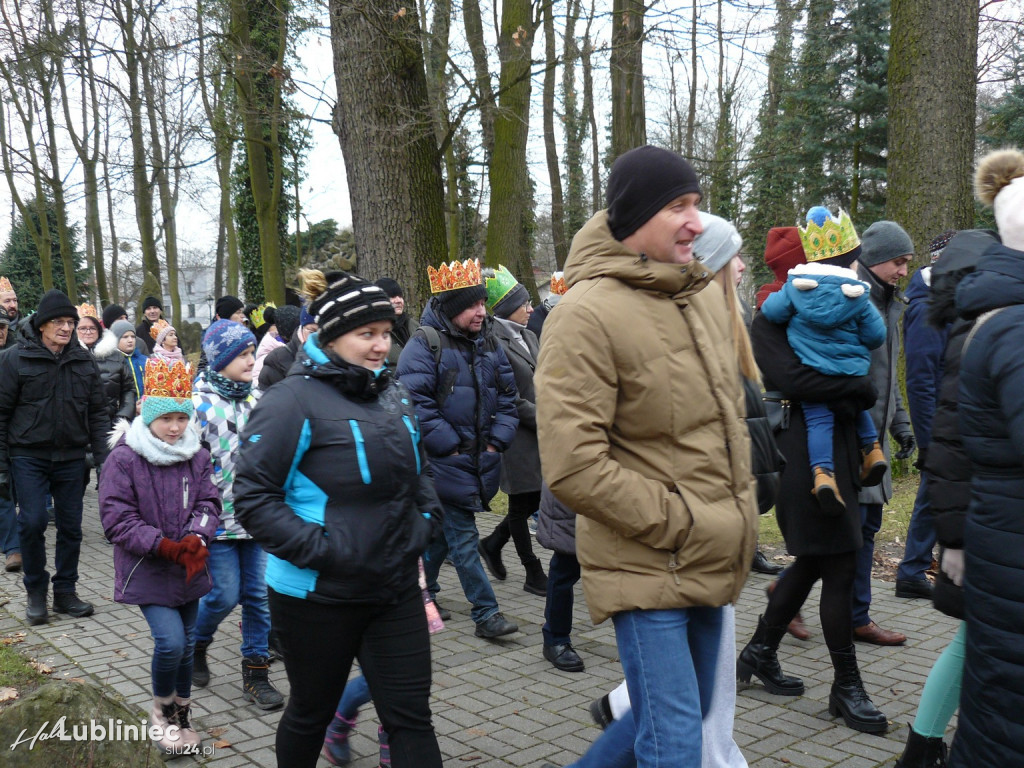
[859,221,915,267]
[110,319,136,341]
[695,212,743,275]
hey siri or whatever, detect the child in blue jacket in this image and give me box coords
[761,261,888,513]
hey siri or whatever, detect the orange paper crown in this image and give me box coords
[77,303,98,319]
[0,277,12,293]
[143,358,193,399]
[549,272,568,295]
[427,259,482,294]
[150,318,170,340]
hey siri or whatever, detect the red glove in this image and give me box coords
[156,535,208,583]
[180,545,210,584]
[157,537,187,563]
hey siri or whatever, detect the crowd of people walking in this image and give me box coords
[2,143,1023,768]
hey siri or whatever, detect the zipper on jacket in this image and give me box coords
[122,555,145,595]
[182,477,189,511]
[667,553,682,585]
[402,415,422,474]
[349,420,371,484]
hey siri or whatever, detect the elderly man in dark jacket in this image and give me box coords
[0,290,111,625]
[851,222,916,646]
[397,269,520,640]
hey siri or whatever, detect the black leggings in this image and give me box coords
[763,551,857,652]
[488,490,541,566]
[269,587,442,768]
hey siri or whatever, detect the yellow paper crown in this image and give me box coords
[143,358,193,399]
[250,302,276,328]
[77,303,98,319]
[798,208,860,263]
[549,272,567,295]
[0,277,12,293]
[428,259,482,294]
[150,318,170,340]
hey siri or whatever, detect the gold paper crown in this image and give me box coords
[250,302,276,328]
[798,209,860,263]
[77,303,98,319]
[143,358,193,399]
[549,272,567,295]
[428,259,482,294]
[0,277,12,293]
[150,318,170,340]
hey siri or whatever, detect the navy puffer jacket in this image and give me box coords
[947,242,1024,768]
[396,299,518,508]
[233,334,443,605]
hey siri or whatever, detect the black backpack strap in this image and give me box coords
[415,325,443,366]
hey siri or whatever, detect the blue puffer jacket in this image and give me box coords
[396,299,518,508]
[948,242,1024,768]
[761,263,886,377]
[233,334,443,605]
[902,269,946,457]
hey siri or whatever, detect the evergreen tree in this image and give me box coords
[0,198,88,310]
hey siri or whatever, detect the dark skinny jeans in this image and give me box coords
[486,490,541,566]
[763,551,857,652]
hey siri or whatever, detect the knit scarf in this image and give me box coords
[207,369,253,400]
[152,345,184,363]
[124,416,201,465]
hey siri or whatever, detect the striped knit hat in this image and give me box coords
[310,272,396,344]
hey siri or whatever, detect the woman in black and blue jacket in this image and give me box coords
[234,270,444,768]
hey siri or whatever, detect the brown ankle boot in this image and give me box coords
[812,467,845,516]
[860,442,887,486]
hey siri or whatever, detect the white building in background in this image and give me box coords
[164,265,216,328]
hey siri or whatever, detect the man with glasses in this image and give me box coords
[0,290,110,625]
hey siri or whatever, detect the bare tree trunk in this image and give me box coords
[484,0,538,299]
[329,0,448,312]
[686,0,697,158]
[102,113,121,304]
[610,0,646,157]
[42,86,79,299]
[228,0,288,304]
[114,0,163,308]
[582,15,600,212]
[887,0,978,253]
[542,0,568,267]
[462,0,496,160]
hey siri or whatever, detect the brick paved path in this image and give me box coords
[0,486,957,766]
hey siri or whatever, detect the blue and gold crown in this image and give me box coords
[798,208,860,263]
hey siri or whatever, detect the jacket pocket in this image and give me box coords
[670,482,749,576]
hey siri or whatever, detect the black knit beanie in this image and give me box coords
[606,145,702,241]
[310,272,396,345]
[492,283,530,319]
[215,295,245,321]
[102,303,128,329]
[274,305,301,342]
[142,296,162,311]
[33,289,79,331]
[437,284,488,319]
[375,277,403,298]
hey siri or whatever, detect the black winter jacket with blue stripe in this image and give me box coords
[233,334,442,605]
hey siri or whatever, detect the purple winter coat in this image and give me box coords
[99,436,221,606]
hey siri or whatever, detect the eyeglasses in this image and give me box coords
[48,319,76,329]
[78,326,98,333]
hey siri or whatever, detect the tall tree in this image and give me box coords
[541,0,568,268]
[329,0,447,312]
[484,0,538,298]
[562,0,590,242]
[609,0,646,157]
[0,199,87,308]
[887,0,978,252]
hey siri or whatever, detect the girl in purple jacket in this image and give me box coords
[99,359,221,756]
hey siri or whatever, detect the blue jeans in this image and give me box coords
[543,551,580,646]
[0,496,18,556]
[804,402,877,472]
[853,503,883,627]
[12,457,85,595]
[567,713,638,768]
[194,539,271,658]
[423,501,498,625]
[609,607,722,768]
[140,600,200,698]
[337,674,372,719]
[897,472,936,582]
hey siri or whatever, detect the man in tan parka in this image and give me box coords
[535,145,757,767]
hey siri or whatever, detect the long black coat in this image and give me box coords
[947,243,1024,768]
[90,331,137,422]
[750,313,876,556]
[491,318,541,495]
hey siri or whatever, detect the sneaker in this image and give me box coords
[528,513,539,536]
[589,694,613,730]
[322,714,356,765]
[474,612,518,639]
[241,657,285,710]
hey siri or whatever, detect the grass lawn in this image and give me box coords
[0,634,47,711]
